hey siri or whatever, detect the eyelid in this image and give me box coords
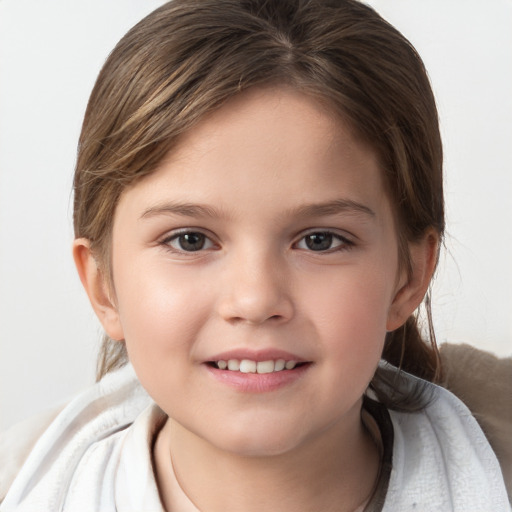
[295,227,355,241]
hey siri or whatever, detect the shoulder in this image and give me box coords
[0,407,62,504]
[383,368,510,511]
[0,364,153,510]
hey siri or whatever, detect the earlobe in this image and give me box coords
[386,230,439,332]
[73,238,125,341]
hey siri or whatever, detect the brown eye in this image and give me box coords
[295,231,352,252]
[178,233,205,251]
[166,231,214,252]
[304,232,333,251]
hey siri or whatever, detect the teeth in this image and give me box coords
[239,359,257,373]
[256,360,274,374]
[216,358,301,373]
[274,359,286,371]
[227,359,240,371]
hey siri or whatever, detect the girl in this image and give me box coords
[1,0,509,510]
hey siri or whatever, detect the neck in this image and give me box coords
[154,401,380,512]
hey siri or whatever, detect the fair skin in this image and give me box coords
[74,87,438,512]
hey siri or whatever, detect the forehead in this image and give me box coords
[116,86,389,224]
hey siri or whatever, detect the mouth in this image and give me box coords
[204,356,312,393]
[206,359,310,374]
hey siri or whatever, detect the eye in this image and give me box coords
[295,231,352,252]
[163,231,215,252]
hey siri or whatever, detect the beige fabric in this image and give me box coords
[440,343,512,501]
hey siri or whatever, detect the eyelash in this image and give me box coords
[159,229,354,254]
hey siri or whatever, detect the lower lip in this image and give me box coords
[204,363,311,393]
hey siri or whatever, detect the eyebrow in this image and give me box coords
[140,202,220,220]
[140,199,375,221]
[288,199,375,219]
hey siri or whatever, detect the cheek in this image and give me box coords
[112,258,212,363]
[303,263,395,355]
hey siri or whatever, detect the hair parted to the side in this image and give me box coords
[73,0,444,407]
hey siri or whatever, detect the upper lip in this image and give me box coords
[206,348,309,363]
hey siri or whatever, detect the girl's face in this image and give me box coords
[100,87,410,456]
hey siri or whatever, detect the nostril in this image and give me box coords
[247,314,285,325]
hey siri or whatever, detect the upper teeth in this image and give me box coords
[216,359,297,373]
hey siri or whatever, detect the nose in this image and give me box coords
[217,248,294,326]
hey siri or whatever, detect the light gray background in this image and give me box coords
[1,0,511,431]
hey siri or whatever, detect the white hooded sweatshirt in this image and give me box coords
[1,363,509,512]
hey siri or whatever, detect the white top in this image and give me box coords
[1,363,510,512]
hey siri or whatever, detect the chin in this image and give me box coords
[206,420,309,458]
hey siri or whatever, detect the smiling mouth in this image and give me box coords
[207,359,309,374]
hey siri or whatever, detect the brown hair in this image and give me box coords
[73,0,444,403]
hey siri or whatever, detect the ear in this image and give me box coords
[73,238,125,341]
[386,230,439,332]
